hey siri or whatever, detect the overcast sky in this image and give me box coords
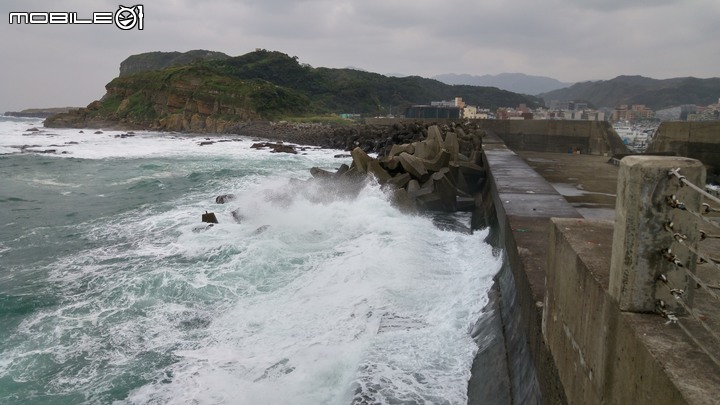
[1,0,718,112]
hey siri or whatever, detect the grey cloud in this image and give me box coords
[1,0,719,112]
[563,0,683,12]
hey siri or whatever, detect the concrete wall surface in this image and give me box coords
[363,118,630,157]
[647,121,720,172]
[544,218,720,405]
[477,120,629,156]
[475,133,582,404]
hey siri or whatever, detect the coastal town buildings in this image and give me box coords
[404,97,720,123]
[611,104,654,122]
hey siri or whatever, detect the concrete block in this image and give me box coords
[457,161,487,194]
[367,160,392,185]
[351,147,372,173]
[609,156,705,313]
[387,172,411,189]
[334,163,350,177]
[407,178,434,200]
[310,167,334,179]
[425,125,444,159]
[443,131,460,161]
[421,149,451,172]
[379,155,400,171]
[398,152,429,179]
[430,169,457,212]
[388,188,417,213]
[389,143,415,157]
[412,141,429,160]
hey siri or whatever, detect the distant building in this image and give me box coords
[547,100,588,112]
[404,105,461,119]
[655,106,684,121]
[405,97,465,119]
[430,97,466,109]
[655,102,720,121]
[496,107,533,120]
[612,104,654,122]
[463,105,492,119]
[583,110,605,121]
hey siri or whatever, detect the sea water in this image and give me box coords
[0,117,502,405]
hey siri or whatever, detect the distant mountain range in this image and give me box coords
[432,73,573,95]
[538,75,720,110]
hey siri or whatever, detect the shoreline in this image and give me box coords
[44,119,488,155]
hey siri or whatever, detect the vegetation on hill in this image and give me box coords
[539,75,720,109]
[206,50,542,114]
[119,50,231,77]
[46,49,543,131]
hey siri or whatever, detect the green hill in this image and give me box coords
[45,50,542,132]
[118,49,231,77]
[539,75,720,109]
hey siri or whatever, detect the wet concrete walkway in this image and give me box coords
[515,150,619,220]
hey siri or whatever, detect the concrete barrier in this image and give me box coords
[544,216,720,405]
[647,121,720,173]
[474,136,720,404]
[609,156,705,313]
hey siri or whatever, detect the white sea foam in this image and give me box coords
[116,182,499,404]
[0,118,336,162]
[0,118,502,404]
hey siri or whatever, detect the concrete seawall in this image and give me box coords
[475,120,629,157]
[364,119,630,157]
[469,132,581,404]
[471,127,720,404]
[647,121,720,173]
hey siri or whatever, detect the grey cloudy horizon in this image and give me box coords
[1,0,719,112]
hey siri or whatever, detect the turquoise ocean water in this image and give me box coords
[0,117,501,404]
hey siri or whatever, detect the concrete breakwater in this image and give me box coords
[290,123,487,214]
[230,120,486,156]
[646,121,720,175]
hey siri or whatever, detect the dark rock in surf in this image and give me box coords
[253,225,270,235]
[251,142,298,154]
[192,224,214,233]
[215,194,236,204]
[271,144,297,154]
[231,208,244,224]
